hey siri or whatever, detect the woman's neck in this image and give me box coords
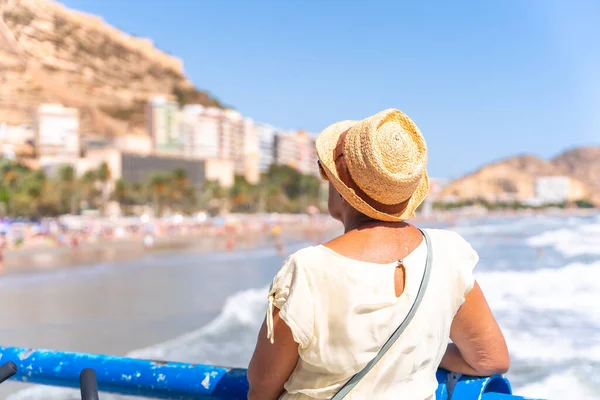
[343,216,376,233]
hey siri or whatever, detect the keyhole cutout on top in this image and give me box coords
[394,262,407,298]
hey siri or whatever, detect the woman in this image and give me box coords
[248,109,509,399]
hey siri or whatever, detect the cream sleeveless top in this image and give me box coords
[266,228,479,400]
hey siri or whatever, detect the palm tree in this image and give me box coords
[148,173,169,217]
[172,168,199,213]
[19,171,45,217]
[170,168,187,206]
[4,171,18,215]
[112,179,127,207]
[96,162,111,215]
[173,168,188,187]
[58,164,77,215]
[199,180,224,215]
[2,167,19,216]
[80,170,99,211]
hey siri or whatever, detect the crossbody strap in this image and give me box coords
[331,229,433,400]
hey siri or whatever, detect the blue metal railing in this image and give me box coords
[0,346,543,399]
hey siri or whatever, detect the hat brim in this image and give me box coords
[316,120,429,222]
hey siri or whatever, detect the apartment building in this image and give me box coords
[36,104,80,158]
[255,122,277,173]
[275,130,318,176]
[146,96,181,156]
[180,105,220,160]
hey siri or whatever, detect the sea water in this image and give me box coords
[8,214,600,400]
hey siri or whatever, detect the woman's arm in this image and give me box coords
[248,308,300,400]
[440,281,510,376]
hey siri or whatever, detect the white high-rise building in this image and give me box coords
[255,123,278,173]
[147,96,181,155]
[275,130,299,169]
[243,117,260,184]
[36,104,80,158]
[178,106,259,184]
[222,110,244,172]
[275,130,318,176]
[180,105,220,160]
[295,130,316,176]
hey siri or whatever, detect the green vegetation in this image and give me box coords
[208,165,324,215]
[575,199,595,209]
[100,100,146,125]
[0,159,325,218]
[172,86,224,109]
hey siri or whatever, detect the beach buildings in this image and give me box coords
[296,130,318,176]
[274,130,319,176]
[274,130,299,169]
[243,117,260,184]
[146,96,180,156]
[79,149,208,188]
[0,123,35,159]
[255,123,278,173]
[36,104,80,159]
[180,105,220,160]
[0,97,319,208]
[34,104,81,176]
[111,134,153,155]
[178,106,259,184]
[534,176,572,204]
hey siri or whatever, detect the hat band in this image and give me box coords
[334,130,411,215]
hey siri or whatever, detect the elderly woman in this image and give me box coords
[248,109,509,399]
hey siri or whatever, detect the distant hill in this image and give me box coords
[440,146,600,205]
[0,0,224,136]
[551,147,600,191]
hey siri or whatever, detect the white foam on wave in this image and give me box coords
[7,286,270,400]
[526,222,600,257]
[448,214,572,237]
[476,261,600,368]
[128,285,269,365]
[478,261,600,317]
[516,367,600,400]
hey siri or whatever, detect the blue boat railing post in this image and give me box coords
[0,361,17,385]
[80,368,100,400]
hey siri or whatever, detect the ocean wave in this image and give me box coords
[478,261,600,317]
[7,286,270,400]
[516,366,600,399]
[525,223,600,257]
[9,217,600,400]
[128,285,268,366]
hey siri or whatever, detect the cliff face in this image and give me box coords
[440,148,600,204]
[0,0,221,135]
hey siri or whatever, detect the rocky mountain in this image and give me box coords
[0,0,223,136]
[440,146,600,205]
[552,147,600,191]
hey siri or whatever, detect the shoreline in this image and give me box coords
[1,208,596,275]
[0,220,340,275]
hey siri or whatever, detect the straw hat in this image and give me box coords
[316,108,429,222]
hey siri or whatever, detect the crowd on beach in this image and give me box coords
[0,206,590,270]
[0,212,338,268]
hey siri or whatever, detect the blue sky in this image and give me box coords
[60,0,600,179]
